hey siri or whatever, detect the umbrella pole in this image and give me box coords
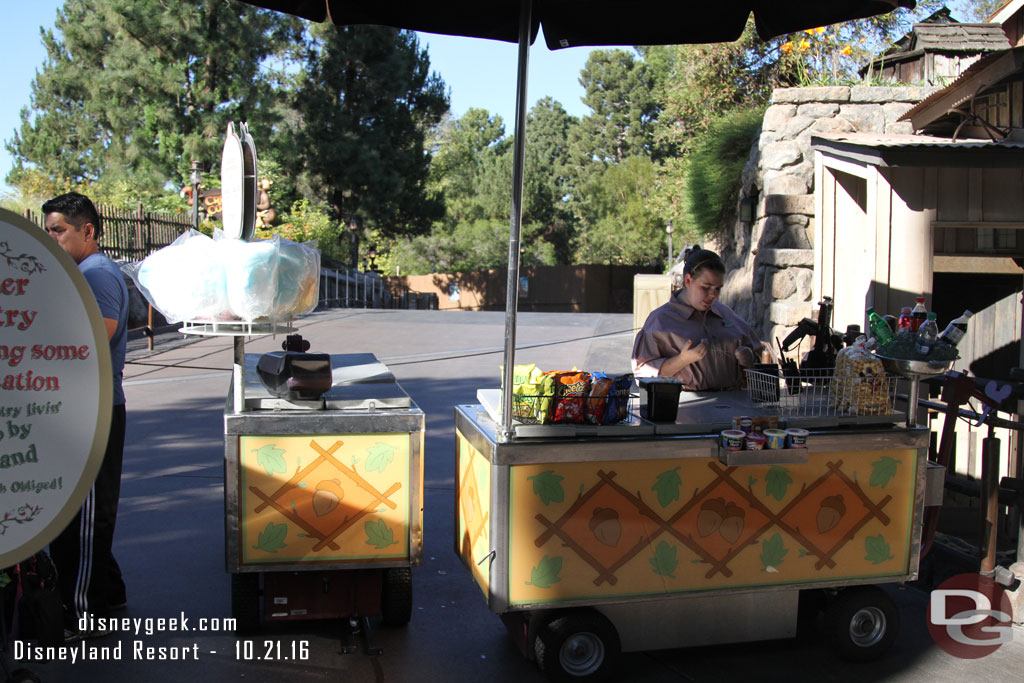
[499,0,532,442]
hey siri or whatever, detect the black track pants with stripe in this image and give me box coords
[50,404,126,628]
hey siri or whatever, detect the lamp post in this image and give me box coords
[666,221,674,265]
[348,217,359,270]
[190,161,202,231]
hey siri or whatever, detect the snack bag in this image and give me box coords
[849,352,888,415]
[512,381,541,422]
[604,374,634,424]
[501,364,541,387]
[553,372,591,423]
[585,373,613,425]
[534,371,560,424]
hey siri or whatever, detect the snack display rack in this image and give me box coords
[745,367,900,419]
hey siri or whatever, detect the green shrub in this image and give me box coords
[684,107,764,236]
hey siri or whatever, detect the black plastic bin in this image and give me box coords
[638,377,683,422]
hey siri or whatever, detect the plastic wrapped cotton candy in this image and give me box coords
[219,234,280,321]
[125,230,230,323]
[270,239,320,319]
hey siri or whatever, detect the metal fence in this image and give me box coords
[24,203,191,261]
[25,205,434,313]
[318,266,438,310]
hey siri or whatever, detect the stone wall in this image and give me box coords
[712,85,941,351]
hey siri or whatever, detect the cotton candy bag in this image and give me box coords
[124,229,231,323]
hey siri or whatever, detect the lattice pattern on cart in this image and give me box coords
[745,367,898,417]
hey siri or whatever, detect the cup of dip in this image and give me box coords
[763,428,787,449]
[721,430,746,451]
[785,428,809,448]
[744,432,767,450]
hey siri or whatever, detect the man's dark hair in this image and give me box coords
[42,192,103,239]
[683,248,726,279]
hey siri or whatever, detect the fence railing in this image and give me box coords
[24,203,191,262]
[25,205,436,313]
[317,266,438,310]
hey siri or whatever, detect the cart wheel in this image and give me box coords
[6,669,41,683]
[825,586,900,661]
[380,567,413,627]
[533,610,620,682]
[231,573,260,635]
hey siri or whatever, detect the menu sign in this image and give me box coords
[0,209,111,567]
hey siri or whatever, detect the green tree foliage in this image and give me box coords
[570,49,660,166]
[684,107,764,237]
[282,24,449,241]
[572,156,663,265]
[6,0,300,203]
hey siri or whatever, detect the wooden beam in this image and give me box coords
[933,255,1024,273]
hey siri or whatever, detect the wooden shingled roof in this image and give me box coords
[905,23,1012,52]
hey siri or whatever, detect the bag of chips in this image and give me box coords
[553,372,591,423]
[585,373,613,425]
[534,371,560,424]
[604,374,634,424]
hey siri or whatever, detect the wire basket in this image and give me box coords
[745,367,898,418]
[511,390,635,425]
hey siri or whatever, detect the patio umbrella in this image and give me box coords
[239,0,916,439]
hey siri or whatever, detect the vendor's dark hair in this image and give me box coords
[42,192,103,239]
[683,248,725,279]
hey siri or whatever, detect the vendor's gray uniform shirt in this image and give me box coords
[632,292,760,391]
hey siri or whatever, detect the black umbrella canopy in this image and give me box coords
[242,1,916,46]
[241,0,916,439]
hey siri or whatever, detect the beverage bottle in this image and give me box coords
[897,307,913,336]
[939,310,973,347]
[915,312,938,356]
[866,307,894,345]
[910,297,928,332]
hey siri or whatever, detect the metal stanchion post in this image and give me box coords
[979,426,1001,576]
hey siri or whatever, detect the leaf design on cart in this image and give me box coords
[254,444,287,476]
[869,457,900,488]
[527,471,564,505]
[760,532,788,572]
[765,466,793,501]
[649,541,678,578]
[526,555,562,588]
[652,467,682,507]
[254,522,287,553]
[864,534,894,564]
[365,443,396,473]
[364,519,398,549]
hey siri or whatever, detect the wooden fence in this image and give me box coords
[24,203,191,262]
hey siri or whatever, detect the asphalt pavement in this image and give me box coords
[8,308,1023,682]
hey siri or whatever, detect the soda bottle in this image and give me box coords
[915,312,938,356]
[939,310,973,347]
[910,297,928,332]
[866,307,894,345]
[897,307,913,336]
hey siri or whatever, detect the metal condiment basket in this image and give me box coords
[745,367,899,418]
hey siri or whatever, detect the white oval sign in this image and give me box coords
[0,208,111,567]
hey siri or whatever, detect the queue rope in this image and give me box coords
[124,327,638,373]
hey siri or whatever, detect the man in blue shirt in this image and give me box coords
[43,192,129,640]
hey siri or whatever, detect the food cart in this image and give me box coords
[221,340,424,638]
[455,367,943,681]
[146,124,426,643]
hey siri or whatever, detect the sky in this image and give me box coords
[0,2,593,197]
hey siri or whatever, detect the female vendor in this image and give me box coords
[632,249,762,391]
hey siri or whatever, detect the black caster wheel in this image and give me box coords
[825,585,900,661]
[533,610,620,682]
